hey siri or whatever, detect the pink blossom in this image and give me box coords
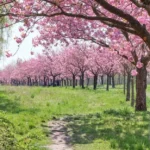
[5,51,12,58]
[136,62,143,69]
[6,0,12,2]
[9,15,13,19]
[131,69,138,76]
[19,27,24,32]
[30,51,34,55]
[21,32,26,38]
[5,23,9,27]
[128,56,134,62]
[15,37,22,43]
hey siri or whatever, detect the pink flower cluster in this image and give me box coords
[136,62,143,69]
[131,69,138,76]
[5,51,12,58]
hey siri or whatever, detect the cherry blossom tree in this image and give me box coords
[120,59,135,105]
[66,44,89,89]
[43,51,63,86]
[86,47,104,90]
[1,0,150,110]
[61,48,80,88]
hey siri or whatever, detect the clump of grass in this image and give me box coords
[0,115,24,150]
[110,140,118,149]
[31,94,35,99]
[14,95,21,101]
[46,102,50,107]
[120,107,132,116]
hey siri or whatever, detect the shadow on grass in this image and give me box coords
[0,90,40,114]
[61,110,150,150]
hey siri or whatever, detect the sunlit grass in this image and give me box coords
[0,85,150,150]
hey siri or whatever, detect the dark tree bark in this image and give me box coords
[126,72,131,101]
[43,76,47,86]
[131,76,135,107]
[38,76,41,86]
[136,66,147,111]
[34,76,38,86]
[52,76,56,87]
[109,76,112,85]
[70,79,72,86]
[72,74,76,88]
[86,78,90,88]
[118,74,121,85]
[123,69,126,95]
[81,72,85,89]
[106,75,109,91]
[27,77,29,86]
[46,77,49,86]
[61,79,64,87]
[79,76,82,87]
[67,78,69,86]
[101,75,104,85]
[93,74,98,90]
[64,80,66,86]
[27,77,31,86]
[112,74,115,88]
[76,79,78,86]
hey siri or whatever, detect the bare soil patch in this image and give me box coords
[47,120,73,150]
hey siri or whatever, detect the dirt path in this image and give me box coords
[46,120,73,150]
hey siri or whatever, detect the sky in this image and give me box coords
[0,24,43,69]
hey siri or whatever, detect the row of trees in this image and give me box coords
[0,44,121,89]
[0,0,149,111]
[0,43,137,105]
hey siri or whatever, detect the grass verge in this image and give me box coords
[0,85,150,150]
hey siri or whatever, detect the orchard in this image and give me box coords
[1,0,150,150]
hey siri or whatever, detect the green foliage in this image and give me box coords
[30,94,35,99]
[0,115,23,150]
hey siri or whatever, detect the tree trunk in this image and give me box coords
[64,80,66,86]
[118,74,121,85]
[86,78,90,88]
[126,72,131,101]
[53,76,56,87]
[76,79,78,86]
[70,80,72,86]
[131,76,135,107]
[123,69,126,95]
[43,76,47,86]
[93,74,98,90]
[27,77,29,86]
[79,76,82,87]
[67,78,69,86]
[38,76,41,86]
[101,75,104,85]
[61,79,64,87]
[34,76,38,86]
[135,66,147,111]
[81,72,85,89]
[72,74,76,88]
[109,76,111,85]
[27,77,31,86]
[106,75,109,91]
[112,74,115,88]
[46,77,49,86]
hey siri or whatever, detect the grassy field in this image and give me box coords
[0,85,150,150]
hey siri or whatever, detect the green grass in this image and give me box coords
[0,85,150,150]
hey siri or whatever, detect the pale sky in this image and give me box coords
[0,24,43,69]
